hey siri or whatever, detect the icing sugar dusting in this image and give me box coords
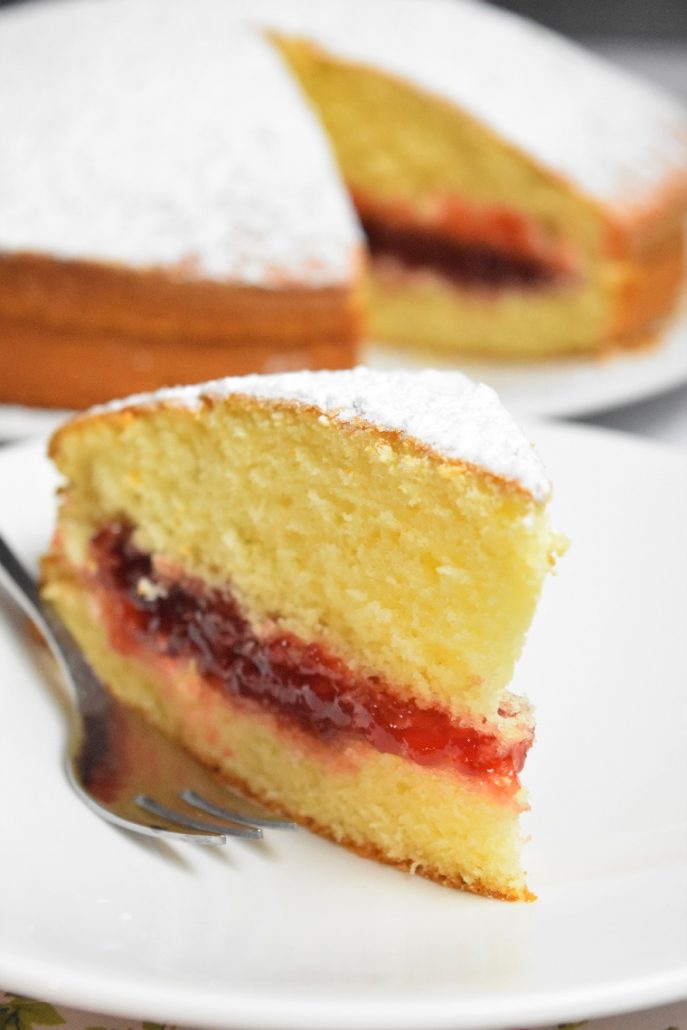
[1,0,684,281]
[87,368,551,501]
[0,0,359,285]
[2,0,685,282]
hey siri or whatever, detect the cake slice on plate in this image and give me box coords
[42,368,563,899]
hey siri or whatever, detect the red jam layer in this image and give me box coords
[352,189,577,292]
[361,211,560,290]
[92,523,531,789]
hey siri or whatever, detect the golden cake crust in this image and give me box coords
[0,254,362,409]
[604,214,686,346]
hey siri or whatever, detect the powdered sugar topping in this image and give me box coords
[1,0,684,280]
[0,0,359,285]
[87,368,551,501]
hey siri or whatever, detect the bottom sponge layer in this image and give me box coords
[45,563,532,900]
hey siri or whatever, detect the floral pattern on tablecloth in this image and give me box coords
[1,991,685,1030]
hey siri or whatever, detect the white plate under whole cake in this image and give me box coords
[0,424,686,1030]
[363,307,687,419]
[2,311,687,442]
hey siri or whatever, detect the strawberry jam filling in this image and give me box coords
[91,522,531,790]
[361,212,558,289]
[353,190,578,291]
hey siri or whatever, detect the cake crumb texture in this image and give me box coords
[51,371,558,719]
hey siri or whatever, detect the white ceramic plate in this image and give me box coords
[0,426,686,1030]
[363,309,687,418]
[0,404,71,443]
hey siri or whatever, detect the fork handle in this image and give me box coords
[0,531,87,703]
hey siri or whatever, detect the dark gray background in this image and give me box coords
[492,0,687,39]
[1,0,687,38]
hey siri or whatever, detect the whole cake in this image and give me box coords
[2,0,685,409]
[42,368,564,899]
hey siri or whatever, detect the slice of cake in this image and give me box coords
[270,0,687,358]
[42,368,563,899]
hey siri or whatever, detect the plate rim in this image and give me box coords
[1,952,686,1030]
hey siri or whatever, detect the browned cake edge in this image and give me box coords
[0,252,363,408]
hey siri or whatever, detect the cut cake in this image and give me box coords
[1,0,686,408]
[42,368,563,899]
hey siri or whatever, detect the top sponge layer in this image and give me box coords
[81,367,550,501]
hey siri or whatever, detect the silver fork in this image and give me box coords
[0,532,297,844]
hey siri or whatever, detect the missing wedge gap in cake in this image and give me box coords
[89,519,534,802]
